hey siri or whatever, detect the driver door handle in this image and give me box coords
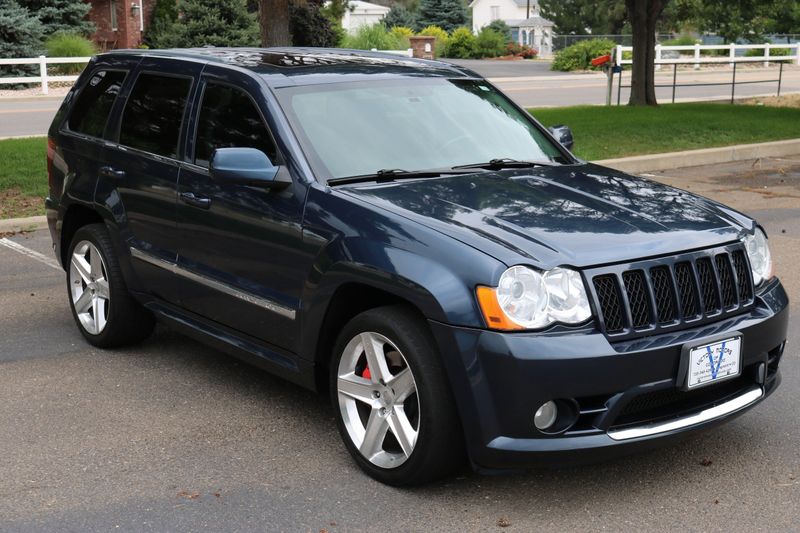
[180,191,212,209]
[99,166,126,179]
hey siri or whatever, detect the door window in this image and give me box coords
[194,82,278,168]
[120,73,192,159]
[68,70,127,138]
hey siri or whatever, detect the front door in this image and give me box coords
[175,73,308,351]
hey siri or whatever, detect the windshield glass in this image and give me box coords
[275,78,567,180]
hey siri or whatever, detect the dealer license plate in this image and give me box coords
[687,337,742,389]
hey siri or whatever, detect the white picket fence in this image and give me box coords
[615,43,800,69]
[0,55,91,94]
[370,48,414,57]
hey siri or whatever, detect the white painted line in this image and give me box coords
[0,237,61,270]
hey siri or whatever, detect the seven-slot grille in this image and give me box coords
[589,246,754,339]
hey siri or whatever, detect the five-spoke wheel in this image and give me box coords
[69,240,110,335]
[337,331,420,468]
[331,306,465,486]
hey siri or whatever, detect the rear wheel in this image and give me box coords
[331,305,465,485]
[67,224,154,347]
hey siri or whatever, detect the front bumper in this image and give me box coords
[429,278,789,470]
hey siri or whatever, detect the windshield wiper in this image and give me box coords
[328,167,483,186]
[452,158,560,171]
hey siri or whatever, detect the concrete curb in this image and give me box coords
[0,215,47,233]
[595,138,800,174]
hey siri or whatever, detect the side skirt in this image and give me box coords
[139,295,318,391]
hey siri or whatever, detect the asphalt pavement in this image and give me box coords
[0,157,798,531]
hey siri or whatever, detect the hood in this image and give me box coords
[337,163,753,269]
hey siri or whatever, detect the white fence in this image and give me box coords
[615,43,800,69]
[0,55,91,94]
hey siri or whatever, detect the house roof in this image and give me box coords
[345,0,390,13]
[506,15,555,28]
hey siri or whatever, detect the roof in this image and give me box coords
[101,47,480,87]
[347,0,390,13]
[506,15,555,27]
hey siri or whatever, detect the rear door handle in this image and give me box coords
[99,166,126,179]
[180,191,212,209]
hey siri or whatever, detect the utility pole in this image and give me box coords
[526,0,530,18]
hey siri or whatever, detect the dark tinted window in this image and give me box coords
[194,83,278,167]
[119,73,191,158]
[68,70,127,138]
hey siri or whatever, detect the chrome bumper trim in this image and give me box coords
[608,386,763,441]
[129,247,296,320]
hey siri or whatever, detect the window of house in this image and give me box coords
[68,70,127,138]
[490,6,500,20]
[193,83,278,168]
[119,73,192,159]
[110,0,118,30]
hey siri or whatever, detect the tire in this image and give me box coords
[330,305,465,486]
[66,223,155,348]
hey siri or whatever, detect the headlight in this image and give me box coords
[476,265,592,330]
[743,228,773,286]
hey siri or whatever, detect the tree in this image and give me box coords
[260,0,292,46]
[540,0,627,35]
[164,0,259,47]
[18,0,93,36]
[290,0,338,46]
[416,0,468,33]
[0,0,44,81]
[384,5,417,29]
[626,0,669,106]
[144,0,179,48]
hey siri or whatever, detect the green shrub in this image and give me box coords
[661,35,699,46]
[416,24,448,57]
[446,27,476,58]
[744,45,792,57]
[551,38,616,71]
[144,0,178,48]
[160,0,259,48]
[19,0,94,36]
[486,19,511,43]
[342,22,405,50]
[46,32,96,74]
[389,25,413,49]
[473,27,506,58]
[384,5,417,30]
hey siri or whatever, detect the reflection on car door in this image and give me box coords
[175,72,309,352]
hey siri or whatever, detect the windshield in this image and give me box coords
[275,78,568,181]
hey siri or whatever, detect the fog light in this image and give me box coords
[534,400,558,430]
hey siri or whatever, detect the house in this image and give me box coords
[87,0,155,50]
[340,0,390,34]
[469,0,555,56]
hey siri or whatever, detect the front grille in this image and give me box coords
[590,245,755,340]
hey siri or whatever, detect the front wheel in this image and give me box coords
[330,305,465,486]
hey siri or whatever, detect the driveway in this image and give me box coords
[0,157,798,531]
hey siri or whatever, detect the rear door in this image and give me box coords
[103,58,203,303]
[174,69,308,351]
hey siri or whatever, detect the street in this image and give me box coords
[0,157,798,531]
[2,63,799,137]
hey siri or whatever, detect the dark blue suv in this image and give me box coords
[46,48,789,486]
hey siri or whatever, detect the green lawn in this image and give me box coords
[0,136,47,219]
[530,102,800,161]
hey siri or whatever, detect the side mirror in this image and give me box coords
[209,147,288,188]
[548,124,574,152]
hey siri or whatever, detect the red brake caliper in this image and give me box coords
[361,366,372,380]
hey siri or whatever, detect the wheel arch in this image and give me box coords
[59,203,104,269]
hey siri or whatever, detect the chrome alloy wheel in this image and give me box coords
[337,332,420,468]
[69,240,110,335]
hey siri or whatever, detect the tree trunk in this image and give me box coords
[626,0,669,106]
[260,0,292,47]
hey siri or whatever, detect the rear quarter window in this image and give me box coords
[119,73,192,159]
[67,70,127,138]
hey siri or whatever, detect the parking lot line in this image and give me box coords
[0,237,60,270]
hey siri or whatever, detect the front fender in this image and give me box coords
[298,185,506,362]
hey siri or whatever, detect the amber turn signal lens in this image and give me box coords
[476,286,524,331]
